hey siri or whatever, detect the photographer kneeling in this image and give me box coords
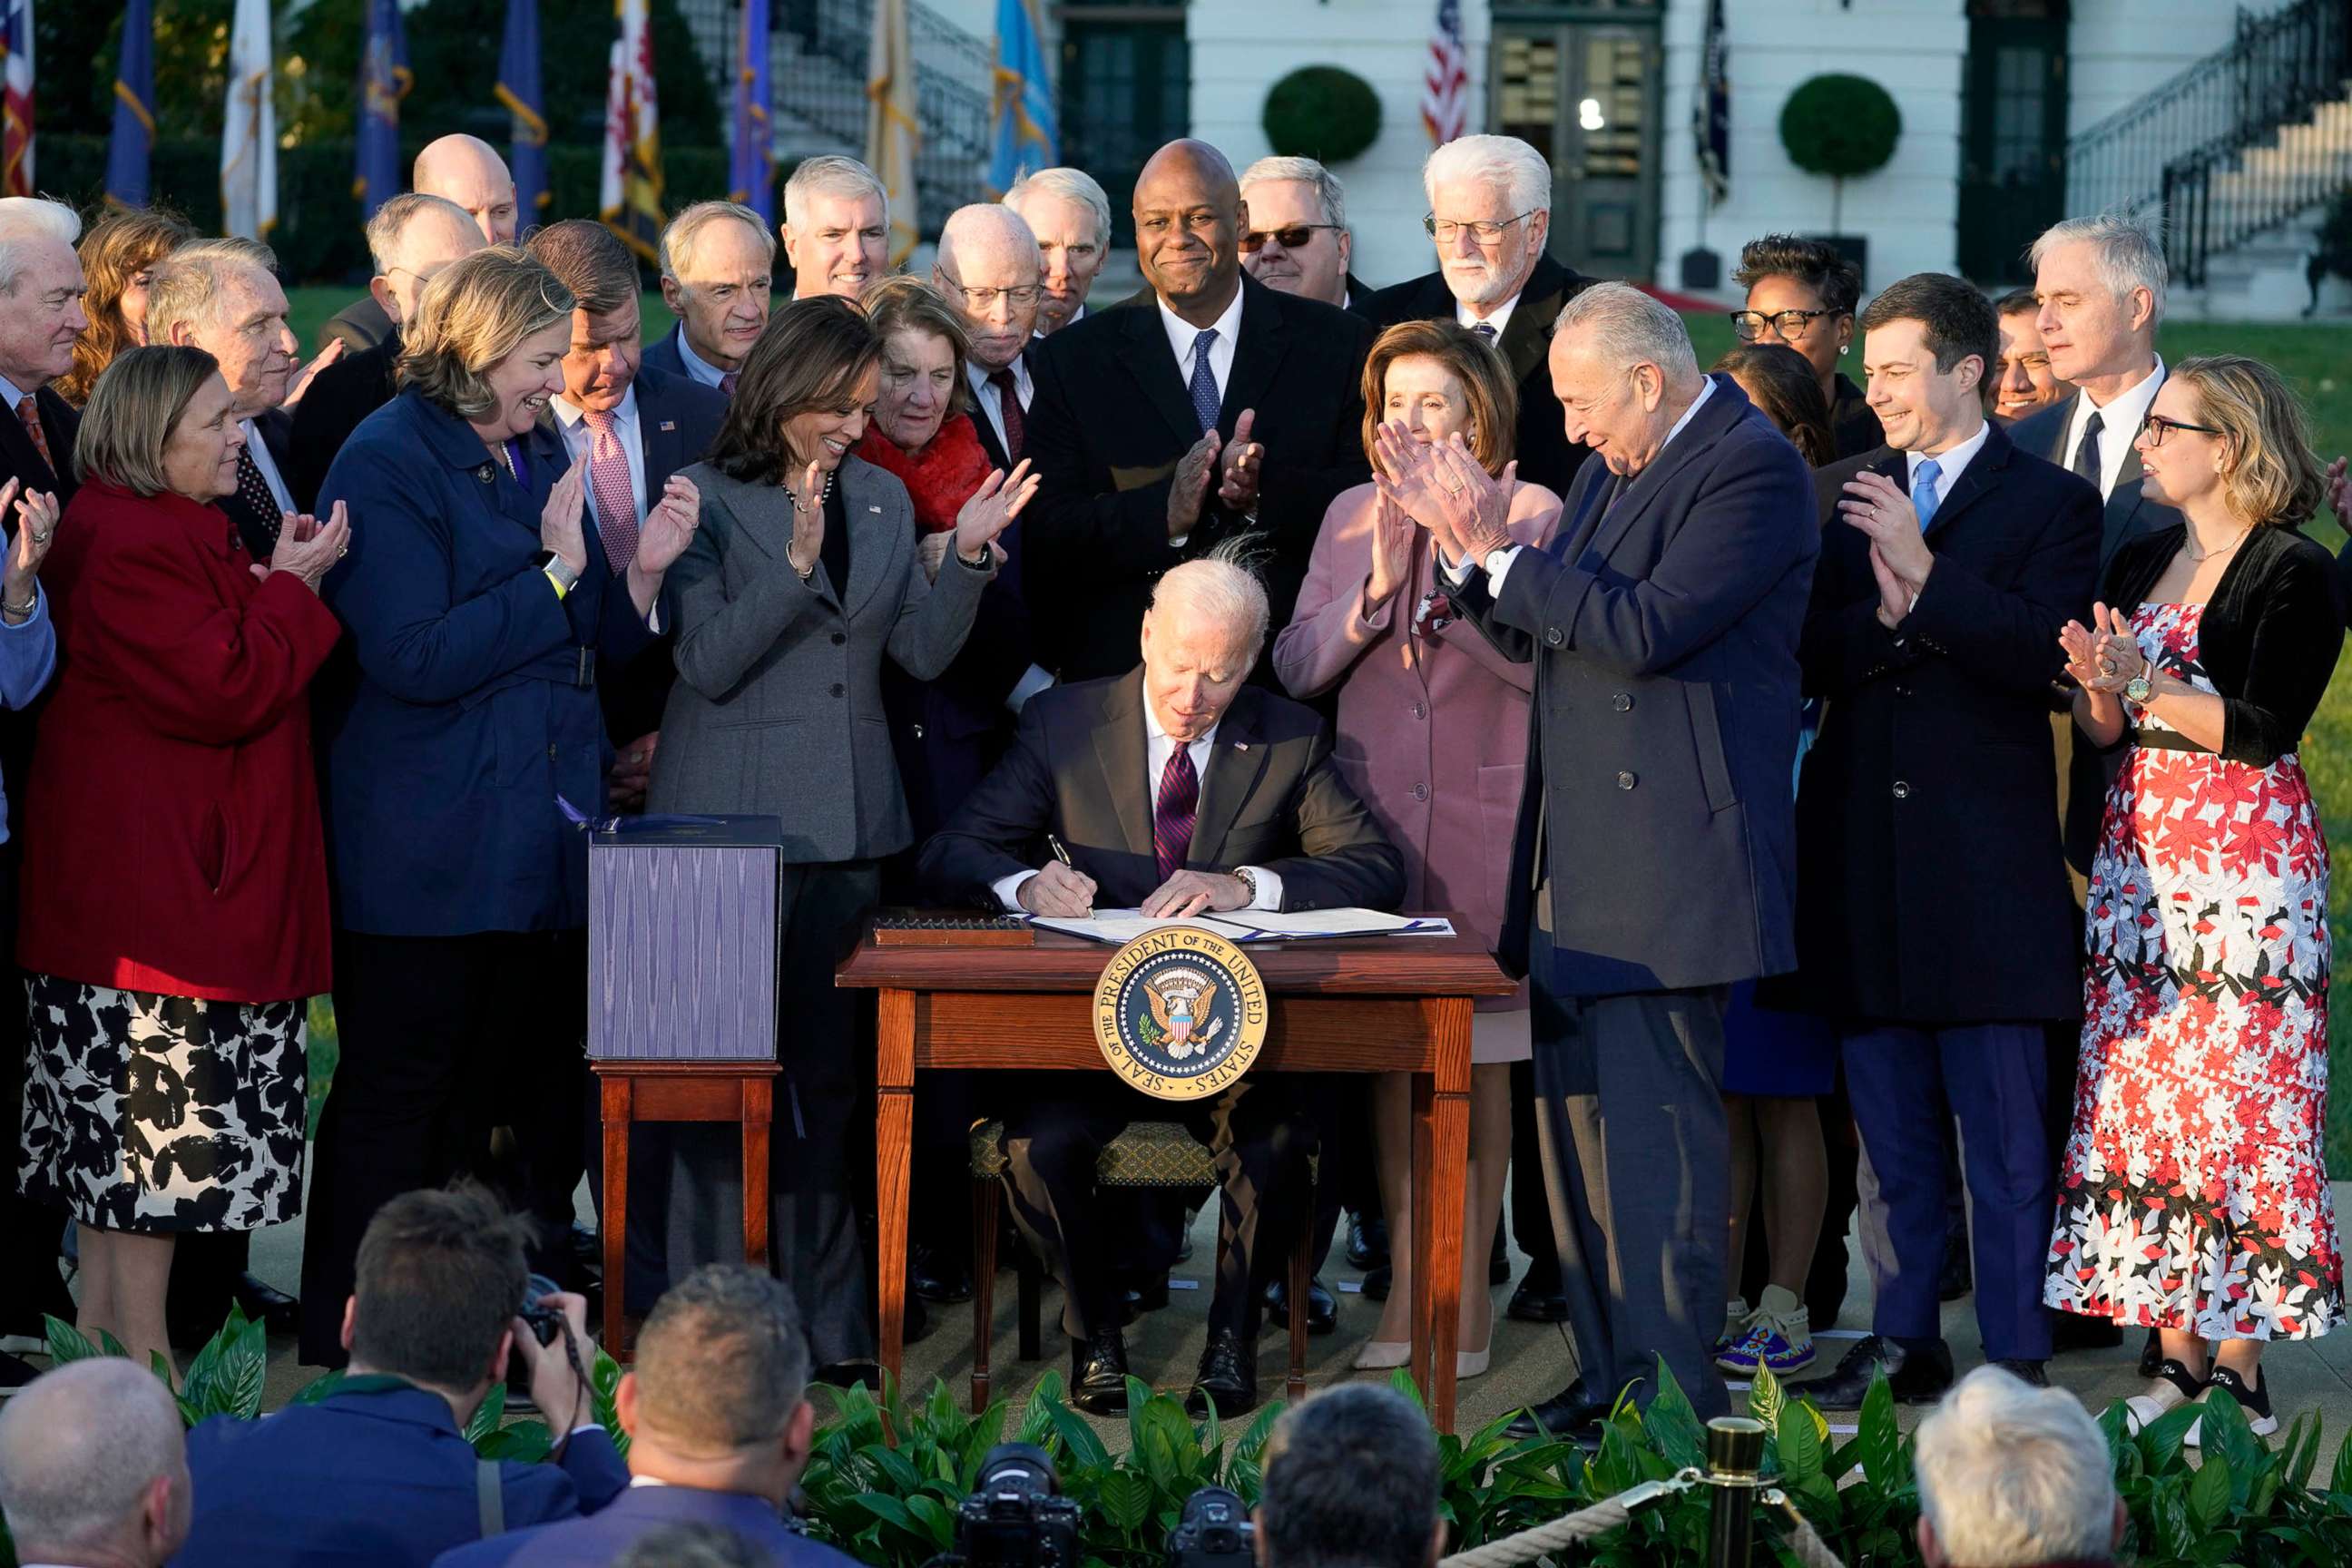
[436,1265,858,1568]
[176,1185,627,1568]
[1256,1386,1442,1568]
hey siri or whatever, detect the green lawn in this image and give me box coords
[284,288,2352,1164]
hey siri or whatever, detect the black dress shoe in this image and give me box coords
[909,1243,973,1305]
[1070,1327,1131,1416]
[2138,1327,2163,1378]
[1346,1211,1388,1271]
[1504,1374,1634,1442]
[1991,1357,2050,1387]
[1187,1328,1259,1416]
[1360,1264,1391,1302]
[1796,1334,1955,1409]
[233,1272,301,1336]
[2049,1308,2122,1353]
[1264,1277,1338,1335]
[1506,1279,1572,1324]
[1937,1247,1973,1303]
[813,1360,883,1390]
[901,1289,934,1345]
[1490,1230,1511,1287]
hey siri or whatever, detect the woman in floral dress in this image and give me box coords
[2045,356,2346,1440]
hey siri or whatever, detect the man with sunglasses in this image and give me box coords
[1357,134,1593,498]
[1239,157,1371,310]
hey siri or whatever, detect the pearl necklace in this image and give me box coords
[785,470,838,509]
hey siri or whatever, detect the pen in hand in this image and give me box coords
[1041,833,1096,916]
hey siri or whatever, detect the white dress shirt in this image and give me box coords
[1905,417,1991,512]
[965,357,1033,460]
[1156,285,1244,408]
[2061,355,2165,501]
[671,326,730,390]
[1457,290,1522,340]
[1468,377,1718,591]
[993,703,1283,914]
[240,419,295,513]
[552,385,648,527]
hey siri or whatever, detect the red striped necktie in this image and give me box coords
[1154,744,1198,881]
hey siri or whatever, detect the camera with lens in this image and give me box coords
[517,1271,567,1347]
[928,1443,1084,1568]
[1167,1485,1254,1568]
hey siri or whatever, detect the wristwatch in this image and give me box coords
[1232,867,1259,906]
[536,551,581,600]
[2123,671,2153,706]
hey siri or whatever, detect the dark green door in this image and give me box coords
[1958,5,2071,285]
[1058,4,1190,248]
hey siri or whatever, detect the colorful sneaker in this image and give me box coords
[1711,1298,1754,1370]
[2187,1365,2278,1443]
[1741,1305,1818,1376]
[2123,1357,2205,1435]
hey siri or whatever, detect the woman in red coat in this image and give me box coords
[15,345,348,1374]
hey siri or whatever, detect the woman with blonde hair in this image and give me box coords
[2046,354,2346,1440]
[59,205,193,407]
[1272,318,1561,1376]
[297,248,702,1366]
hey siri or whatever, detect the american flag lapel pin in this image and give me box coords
[1234,741,1250,751]
[868,505,883,514]
[657,420,677,433]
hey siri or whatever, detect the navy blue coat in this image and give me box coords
[317,390,654,935]
[432,1481,862,1568]
[1451,374,1818,995]
[173,1385,629,1568]
[1782,425,2100,1024]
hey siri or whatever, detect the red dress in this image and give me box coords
[2045,602,2339,1339]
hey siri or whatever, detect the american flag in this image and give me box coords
[1422,0,1469,147]
[1,0,32,198]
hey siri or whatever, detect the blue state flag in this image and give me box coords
[498,0,551,219]
[986,0,1055,198]
[106,0,154,206]
[729,0,773,221]
[353,0,409,217]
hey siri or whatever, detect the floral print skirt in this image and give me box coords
[2044,602,2338,1340]
[18,975,308,1233]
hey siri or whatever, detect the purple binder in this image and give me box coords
[587,815,784,1062]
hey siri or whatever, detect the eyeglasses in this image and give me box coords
[1239,224,1341,253]
[2139,414,2223,446]
[944,283,1044,310]
[1729,309,1832,341]
[1423,211,1538,245]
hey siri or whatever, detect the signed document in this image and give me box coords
[1027,908,1455,945]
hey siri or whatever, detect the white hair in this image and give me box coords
[1914,1368,2118,1567]
[783,155,889,230]
[144,237,279,340]
[0,1359,185,1553]
[1151,539,1270,652]
[1552,279,1699,382]
[1004,166,1112,251]
[0,197,82,296]
[365,192,476,276]
[1240,156,1347,229]
[1422,134,1551,218]
[659,199,778,286]
[2029,210,2169,327]
[936,202,1040,279]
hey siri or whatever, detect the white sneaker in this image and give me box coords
[2123,1358,2207,1435]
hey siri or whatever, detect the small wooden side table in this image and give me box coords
[593,1060,781,1359]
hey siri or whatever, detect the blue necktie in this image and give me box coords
[1187,328,1220,433]
[1910,456,1943,532]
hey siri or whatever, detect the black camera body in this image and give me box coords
[947,1444,1084,1568]
[1168,1485,1254,1568]
[517,1271,566,1347]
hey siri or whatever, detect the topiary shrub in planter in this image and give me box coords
[1779,73,1903,235]
[1261,65,1383,166]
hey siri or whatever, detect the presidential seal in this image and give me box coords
[1093,926,1269,1101]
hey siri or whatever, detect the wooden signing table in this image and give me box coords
[836,919,1514,1433]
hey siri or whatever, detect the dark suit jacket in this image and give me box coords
[1356,254,1594,497]
[325,292,395,354]
[639,324,704,388]
[594,363,730,748]
[2006,381,2184,867]
[219,406,298,557]
[1783,425,2100,1024]
[1828,373,1885,462]
[918,671,1403,914]
[289,328,403,510]
[969,346,1033,475]
[431,1480,858,1568]
[1450,374,1818,995]
[1024,273,1375,681]
[175,1385,629,1568]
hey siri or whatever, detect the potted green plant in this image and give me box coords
[1260,65,1383,166]
[1779,73,1903,278]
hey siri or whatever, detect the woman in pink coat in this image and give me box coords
[1271,319,1561,1377]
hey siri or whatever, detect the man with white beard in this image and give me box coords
[1356,134,1595,495]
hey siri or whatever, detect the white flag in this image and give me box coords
[866,0,916,266]
[599,0,662,259]
[220,0,276,240]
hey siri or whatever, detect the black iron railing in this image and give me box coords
[2063,0,2352,288]
[779,0,995,227]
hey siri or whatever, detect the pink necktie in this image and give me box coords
[720,370,740,397]
[581,409,638,573]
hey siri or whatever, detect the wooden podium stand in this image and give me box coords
[836,918,1513,1432]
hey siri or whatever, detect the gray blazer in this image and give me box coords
[648,455,989,862]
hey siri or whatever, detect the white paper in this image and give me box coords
[1025,908,1218,945]
[1208,909,1456,941]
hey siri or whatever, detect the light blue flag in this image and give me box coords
[987,0,1055,198]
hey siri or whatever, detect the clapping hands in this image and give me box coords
[953,458,1041,567]
[2,477,58,616]
[260,501,353,593]
[633,475,701,576]
[1372,424,1514,564]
